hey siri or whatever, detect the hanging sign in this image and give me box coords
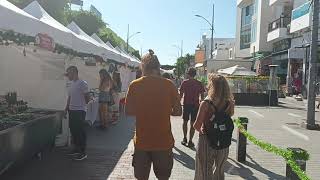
[35,33,55,51]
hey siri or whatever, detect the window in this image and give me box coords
[246,6,250,16]
[240,3,254,49]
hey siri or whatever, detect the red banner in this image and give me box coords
[35,33,55,51]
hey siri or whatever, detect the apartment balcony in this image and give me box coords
[237,0,251,7]
[267,17,291,42]
[269,0,292,6]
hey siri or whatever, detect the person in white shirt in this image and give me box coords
[64,66,90,161]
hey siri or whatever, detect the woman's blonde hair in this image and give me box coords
[207,73,233,104]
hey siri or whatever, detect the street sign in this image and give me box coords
[70,0,83,6]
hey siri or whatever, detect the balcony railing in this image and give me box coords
[268,17,291,32]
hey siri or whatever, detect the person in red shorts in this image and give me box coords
[180,68,205,148]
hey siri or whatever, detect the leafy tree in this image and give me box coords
[98,27,135,53]
[9,0,69,24]
[175,53,195,77]
[65,10,106,35]
[131,50,141,60]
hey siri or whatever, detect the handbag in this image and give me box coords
[108,91,115,106]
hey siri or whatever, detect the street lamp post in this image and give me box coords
[195,3,214,60]
[172,40,183,57]
[126,24,141,53]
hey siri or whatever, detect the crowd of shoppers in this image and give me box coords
[64,49,235,179]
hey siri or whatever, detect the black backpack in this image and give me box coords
[204,99,234,150]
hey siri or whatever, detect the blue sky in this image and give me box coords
[78,0,237,65]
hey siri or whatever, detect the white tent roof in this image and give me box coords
[115,46,131,63]
[23,1,74,48]
[218,65,256,76]
[128,54,140,67]
[105,41,114,49]
[0,0,49,37]
[105,42,131,63]
[91,33,124,62]
[67,21,107,55]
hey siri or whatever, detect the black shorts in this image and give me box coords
[183,104,199,122]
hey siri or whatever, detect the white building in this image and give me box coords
[235,0,319,93]
[267,0,293,83]
[235,0,273,58]
[196,34,252,73]
[199,34,235,60]
[288,0,320,96]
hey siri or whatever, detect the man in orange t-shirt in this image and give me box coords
[126,49,182,180]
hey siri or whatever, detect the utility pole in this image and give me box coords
[126,24,129,53]
[181,40,184,57]
[195,3,215,60]
[305,0,319,129]
[211,3,214,60]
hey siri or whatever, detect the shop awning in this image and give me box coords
[195,63,203,68]
[218,65,257,76]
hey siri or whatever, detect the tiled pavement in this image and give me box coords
[1,99,320,180]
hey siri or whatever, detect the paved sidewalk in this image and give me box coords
[1,100,319,180]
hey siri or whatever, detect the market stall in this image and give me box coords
[0,94,62,175]
[0,1,140,174]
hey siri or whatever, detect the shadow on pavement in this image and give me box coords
[278,103,307,111]
[245,154,285,180]
[0,115,135,180]
[225,156,285,180]
[225,158,259,180]
[173,146,195,170]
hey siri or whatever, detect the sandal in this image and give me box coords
[181,138,187,146]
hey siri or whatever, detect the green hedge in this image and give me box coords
[234,119,311,180]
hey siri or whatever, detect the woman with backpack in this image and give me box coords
[193,73,235,180]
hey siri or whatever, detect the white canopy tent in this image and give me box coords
[91,33,123,63]
[104,41,129,64]
[0,0,50,37]
[67,21,106,56]
[128,54,140,67]
[118,48,136,62]
[115,46,131,64]
[23,1,75,49]
[105,41,115,49]
[218,65,257,76]
[23,1,96,55]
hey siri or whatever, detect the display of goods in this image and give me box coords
[0,121,20,131]
[0,92,53,131]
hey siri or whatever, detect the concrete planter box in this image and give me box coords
[234,93,278,106]
[0,112,61,174]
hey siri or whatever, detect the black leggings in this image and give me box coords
[69,110,87,153]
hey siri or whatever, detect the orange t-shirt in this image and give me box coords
[126,76,180,151]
